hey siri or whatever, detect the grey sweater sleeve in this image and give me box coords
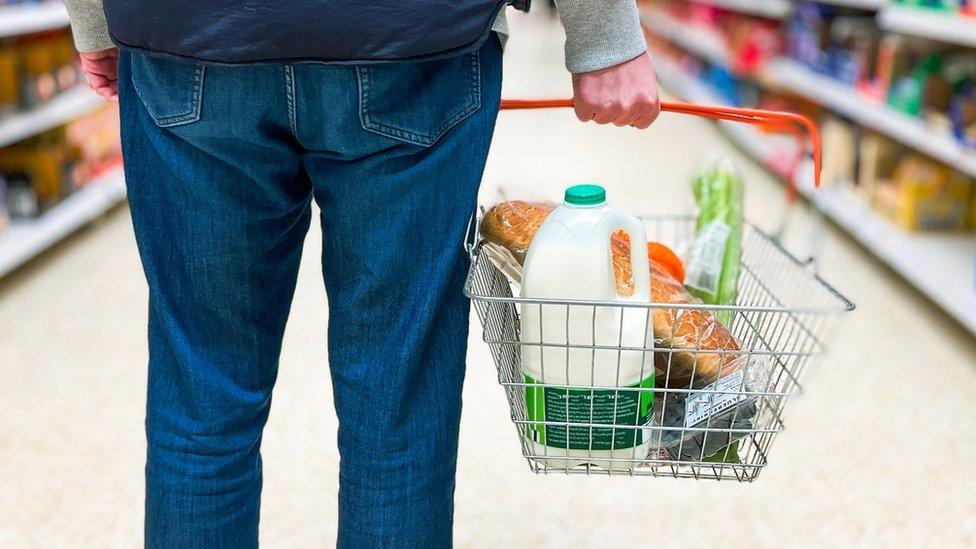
[62,0,113,52]
[554,0,647,74]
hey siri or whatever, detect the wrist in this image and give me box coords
[556,0,647,74]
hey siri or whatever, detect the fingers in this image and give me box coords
[575,97,661,128]
[79,50,120,101]
[81,57,118,78]
[629,98,661,129]
[86,73,119,101]
[571,51,662,130]
[574,104,593,122]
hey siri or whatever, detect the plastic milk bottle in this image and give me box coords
[520,184,655,470]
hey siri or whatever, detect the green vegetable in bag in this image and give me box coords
[685,159,743,323]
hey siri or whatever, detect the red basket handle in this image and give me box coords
[499,98,821,189]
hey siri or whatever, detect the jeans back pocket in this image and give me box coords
[356,51,481,147]
[129,53,206,128]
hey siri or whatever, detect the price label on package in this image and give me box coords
[683,370,747,427]
[685,220,731,295]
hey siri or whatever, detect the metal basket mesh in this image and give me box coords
[465,215,853,481]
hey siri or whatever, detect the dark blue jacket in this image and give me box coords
[103,1,528,65]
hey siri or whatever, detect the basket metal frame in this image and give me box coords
[464,212,854,481]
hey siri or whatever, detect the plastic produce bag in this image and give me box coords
[685,159,744,324]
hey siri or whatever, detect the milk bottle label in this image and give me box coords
[524,375,654,450]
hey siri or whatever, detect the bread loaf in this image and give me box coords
[481,201,739,388]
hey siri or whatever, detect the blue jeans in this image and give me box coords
[118,36,502,548]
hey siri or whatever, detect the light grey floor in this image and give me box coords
[2,8,974,548]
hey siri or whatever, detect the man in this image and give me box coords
[62,0,661,546]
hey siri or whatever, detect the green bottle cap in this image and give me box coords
[564,184,606,206]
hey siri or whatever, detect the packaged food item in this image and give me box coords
[0,141,74,209]
[685,159,743,322]
[888,54,944,118]
[4,172,40,219]
[480,200,555,264]
[874,154,974,231]
[825,17,878,87]
[16,36,58,107]
[0,174,8,234]
[821,116,858,187]
[786,2,829,70]
[520,184,654,471]
[481,199,740,391]
[0,46,19,112]
[857,132,904,203]
[657,354,771,463]
[612,231,686,284]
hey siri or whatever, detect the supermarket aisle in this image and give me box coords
[2,8,975,548]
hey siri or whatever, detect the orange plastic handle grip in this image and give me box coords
[499,98,821,188]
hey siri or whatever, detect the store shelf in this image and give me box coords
[654,54,797,173]
[815,0,885,9]
[812,187,976,334]
[654,53,976,334]
[0,2,70,38]
[696,0,792,19]
[764,57,976,178]
[878,6,976,47]
[641,9,731,69]
[0,85,104,148]
[0,168,126,278]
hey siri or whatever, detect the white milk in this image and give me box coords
[520,185,655,471]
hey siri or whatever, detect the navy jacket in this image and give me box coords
[103,0,528,65]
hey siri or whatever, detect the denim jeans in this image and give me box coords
[118,36,502,548]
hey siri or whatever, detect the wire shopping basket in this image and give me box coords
[464,99,854,481]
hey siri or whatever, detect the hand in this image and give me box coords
[80,48,120,101]
[571,51,661,129]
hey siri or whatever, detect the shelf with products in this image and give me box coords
[694,0,792,19]
[878,6,976,48]
[652,54,787,169]
[653,52,976,334]
[0,2,70,39]
[813,0,885,9]
[763,58,976,179]
[640,9,731,69]
[0,166,126,278]
[1,94,122,278]
[0,85,104,148]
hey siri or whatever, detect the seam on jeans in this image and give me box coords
[284,65,297,137]
[357,51,481,146]
[152,64,205,127]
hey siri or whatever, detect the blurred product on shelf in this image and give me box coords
[875,154,975,230]
[782,2,976,151]
[646,0,783,76]
[855,131,904,201]
[0,173,8,232]
[891,0,975,15]
[0,1,61,7]
[0,28,79,112]
[0,103,121,224]
[820,116,858,186]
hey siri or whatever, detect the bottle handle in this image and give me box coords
[600,213,651,303]
[498,98,821,189]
